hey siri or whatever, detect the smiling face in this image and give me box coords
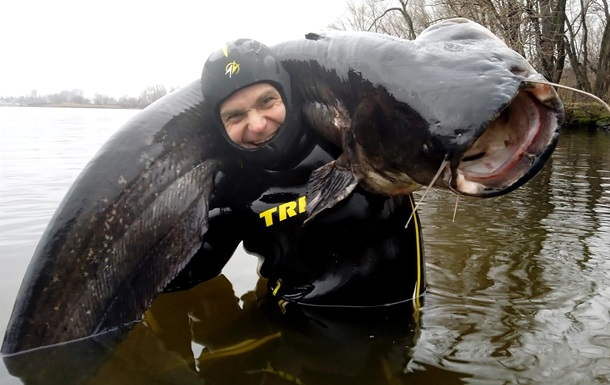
[219,82,286,149]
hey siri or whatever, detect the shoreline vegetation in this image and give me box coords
[30,102,126,109]
[562,102,610,130]
[0,101,129,108]
[0,84,172,111]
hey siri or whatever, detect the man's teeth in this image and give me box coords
[254,132,276,145]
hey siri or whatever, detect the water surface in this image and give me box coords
[0,107,608,384]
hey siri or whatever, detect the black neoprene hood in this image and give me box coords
[201,39,304,170]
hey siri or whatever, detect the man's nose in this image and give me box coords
[247,111,267,132]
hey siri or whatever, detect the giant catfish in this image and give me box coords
[2,18,563,354]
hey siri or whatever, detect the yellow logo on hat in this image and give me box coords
[225,61,240,78]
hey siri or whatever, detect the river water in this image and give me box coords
[0,107,609,384]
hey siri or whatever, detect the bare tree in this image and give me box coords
[138,85,167,108]
[563,0,610,100]
[564,0,594,92]
[526,0,568,83]
[329,0,433,39]
[593,0,610,99]
[93,93,118,106]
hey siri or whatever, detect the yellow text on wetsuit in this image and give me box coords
[259,196,306,227]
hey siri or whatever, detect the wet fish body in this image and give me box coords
[271,18,563,218]
[2,18,562,355]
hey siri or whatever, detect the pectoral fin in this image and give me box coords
[305,154,358,222]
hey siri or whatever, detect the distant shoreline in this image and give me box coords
[1,102,135,109]
[2,101,607,129]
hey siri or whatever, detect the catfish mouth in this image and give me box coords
[447,83,562,197]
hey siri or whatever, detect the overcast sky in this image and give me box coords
[1,1,348,98]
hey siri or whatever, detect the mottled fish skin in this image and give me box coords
[1,81,222,353]
[272,18,563,219]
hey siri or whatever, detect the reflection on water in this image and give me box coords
[1,108,609,384]
[3,275,424,385]
[98,276,422,385]
[416,130,610,384]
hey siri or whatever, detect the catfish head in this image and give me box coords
[305,18,563,220]
[440,78,562,197]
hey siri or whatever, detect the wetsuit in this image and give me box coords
[166,136,426,308]
[165,38,426,308]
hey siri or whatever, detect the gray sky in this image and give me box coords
[1,1,347,98]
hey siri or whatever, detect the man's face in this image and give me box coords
[219,83,286,149]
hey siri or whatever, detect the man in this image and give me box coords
[136,38,429,384]
[167,38,426,309]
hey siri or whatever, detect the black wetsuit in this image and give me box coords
[166,138,426,307]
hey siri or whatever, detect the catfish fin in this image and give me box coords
[93,159,219,334]
[305,154,358,223]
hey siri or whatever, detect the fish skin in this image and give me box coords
[271,18,563,219]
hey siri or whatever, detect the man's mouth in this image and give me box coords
[251,131,277,147]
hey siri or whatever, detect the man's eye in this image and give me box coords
[263,96,276,105]
[224,114,242,124]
